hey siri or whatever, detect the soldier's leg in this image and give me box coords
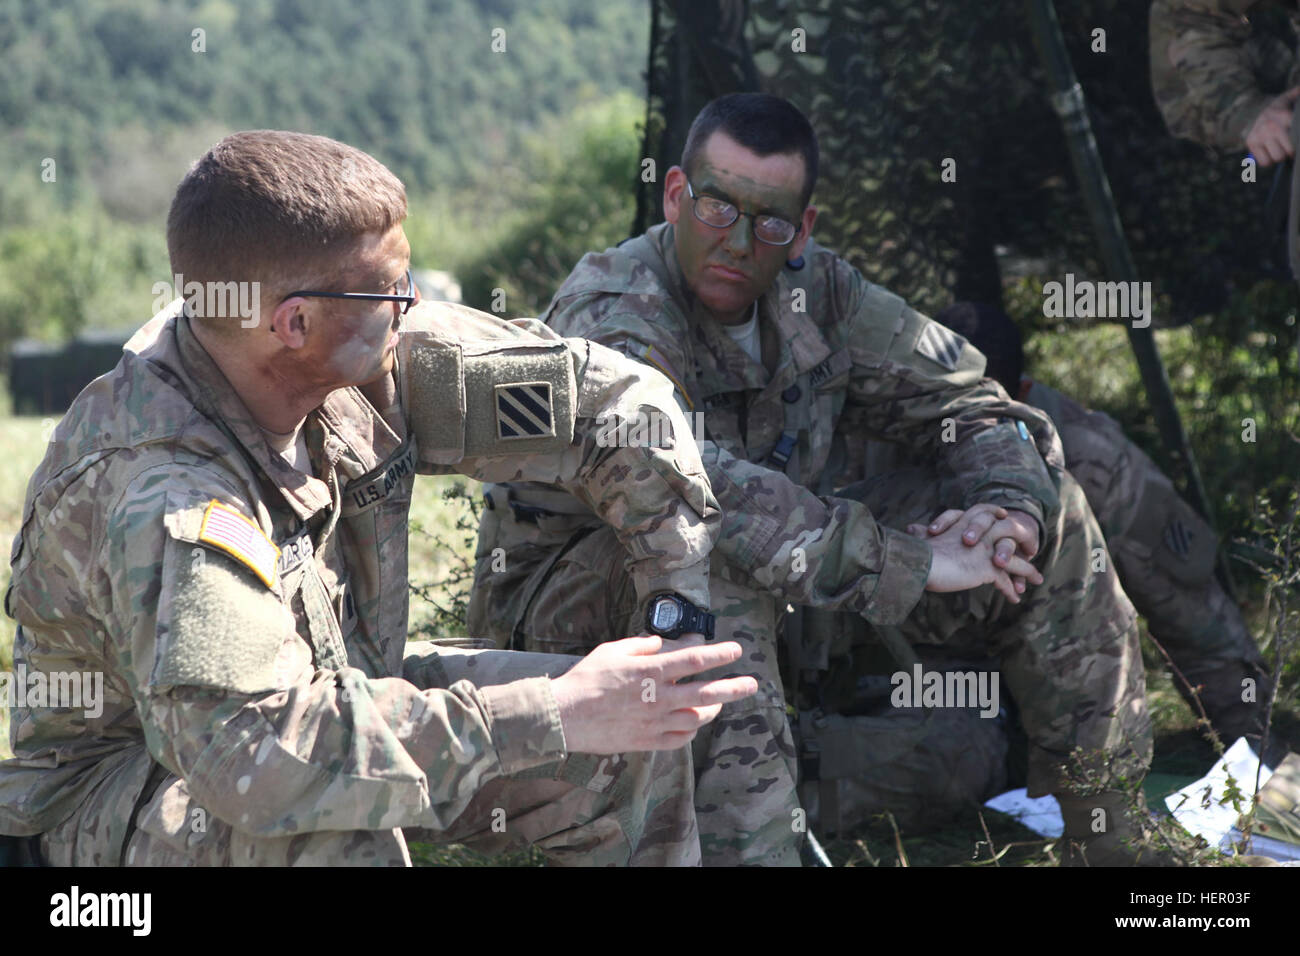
[507,525,801,866]
[410,643,700,865]
[842,467,1152,799]
[797,703,1010,836]
[793,610,1012,834]
[519,522,640,655]
[1109,518,1270,741]
[466,487,588,649]
[408,748,700,866]
[688,563,801,866]
[1071,425,1270,740]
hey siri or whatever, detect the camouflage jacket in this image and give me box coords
[527,223,1064,625]
[0,299,716,856]
[1150,0,1300,150]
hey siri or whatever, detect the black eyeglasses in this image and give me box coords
[283,268,418,314]
[686,180,800,246]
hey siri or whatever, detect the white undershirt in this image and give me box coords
[723,303,762,365]
[261,421,313,475]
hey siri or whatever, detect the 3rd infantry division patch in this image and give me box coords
[495,382,555,439]
[915,321,964,371]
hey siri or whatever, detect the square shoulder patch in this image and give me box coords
[197,500,280,588]
[495,382,555,440]
[914,321,965,371]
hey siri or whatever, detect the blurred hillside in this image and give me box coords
[0,0,648,352]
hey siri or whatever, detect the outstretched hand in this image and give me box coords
[550,635,757,754]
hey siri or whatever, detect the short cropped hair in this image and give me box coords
[681,93,820,207]
[933,301,1025,395]
[167,130,407,330]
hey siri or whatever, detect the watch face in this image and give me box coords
[651,599,682,632]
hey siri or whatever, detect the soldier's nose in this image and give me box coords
[723,219,753,256]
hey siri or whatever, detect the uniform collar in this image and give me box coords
[166,309,337,522]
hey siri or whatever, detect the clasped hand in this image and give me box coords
[911,503,1043,603]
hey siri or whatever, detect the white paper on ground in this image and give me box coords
[1164,737,1269,847]
[1164,737,1300,862]
[982,789,1063,838]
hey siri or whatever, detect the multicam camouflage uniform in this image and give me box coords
[1150,0,1300,150]
[0,298,719,866]
[819,379,1271,834]
[469,222,1152,863]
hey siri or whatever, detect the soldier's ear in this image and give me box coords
[663,166,687,224]
[789,205,818,261]
[269,298,309,350]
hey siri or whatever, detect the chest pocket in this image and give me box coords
[276,529,353,673]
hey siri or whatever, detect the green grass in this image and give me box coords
[0,412,61,761]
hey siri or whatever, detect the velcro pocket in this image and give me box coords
[151,490,296,695]
[402,340,467,465]
[460,340,576,458]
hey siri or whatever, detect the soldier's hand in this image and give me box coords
[550,636,757,754]
[922,515,1043,603]
[910,504,1040,596]
[1246,87,1300,167]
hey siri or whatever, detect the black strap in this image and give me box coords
[766,431,798,470]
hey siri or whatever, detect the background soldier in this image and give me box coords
[1151,0,1300,164]
[799,302,1276,837]
[0,130,757,867]
[470,94,1161,866]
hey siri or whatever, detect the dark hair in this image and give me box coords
[933,301,1025,394]
[681,93,820,207]
[167,130,407,332]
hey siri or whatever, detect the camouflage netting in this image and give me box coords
[637,0,1295,323]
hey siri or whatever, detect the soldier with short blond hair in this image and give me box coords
[0,130,758,867]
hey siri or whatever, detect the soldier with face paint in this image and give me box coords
[469,93,1163,866]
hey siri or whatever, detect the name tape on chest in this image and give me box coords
[806,350,852,389]
[915,321,965,371]
[197,500,280,589]
[275,529,315,577]
[342,441,416,516]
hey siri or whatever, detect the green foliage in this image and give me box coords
[1016,280,1300,554]
[456,93,645,317]
[0,0,648,354]
[0,0,647,199]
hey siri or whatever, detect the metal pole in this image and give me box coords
[1024,0,1236,598]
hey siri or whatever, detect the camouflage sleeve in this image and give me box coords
[835,265,1063,537]
[97,464,567,838]
[399,303,717,608]
[557,300,935,626]
[1149,0,1275,150]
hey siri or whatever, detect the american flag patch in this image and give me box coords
[915,321,964,371]
[197,500,280,588]
[495,382,554,439]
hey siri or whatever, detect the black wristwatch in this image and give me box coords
[645,593,715,640]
